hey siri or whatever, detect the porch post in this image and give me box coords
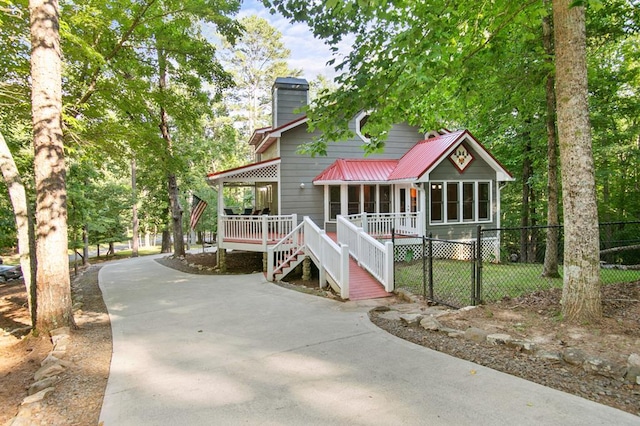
[340,243,349,299]
[262,215,268,250]
[384,241,394,292]
[419,183,427,236]
[217,180,225,243]
[361,212,368,234]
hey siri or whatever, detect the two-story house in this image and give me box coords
[207,77,513,299]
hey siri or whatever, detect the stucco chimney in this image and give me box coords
[272,77,309,128]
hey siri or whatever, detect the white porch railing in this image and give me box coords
[345,212,422,237]
[337,215,394,292]
[219,214,297,250]
[304,217,349,299]
[266,221,305,281]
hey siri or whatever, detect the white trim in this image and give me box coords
[428,179,494,226]
[355,111,371,143]
[207,158,281,183]
[422,133,514,182]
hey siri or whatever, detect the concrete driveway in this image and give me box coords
[98,255,637,425]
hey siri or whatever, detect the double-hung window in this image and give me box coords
[430,181,492,224]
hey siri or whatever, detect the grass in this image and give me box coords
[396,259,640,306]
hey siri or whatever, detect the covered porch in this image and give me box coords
[206,158,283,252]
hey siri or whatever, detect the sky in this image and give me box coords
[238,0,348,81]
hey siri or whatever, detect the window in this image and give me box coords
[379,185,391,213]
[430,181,492,224]
[430,184,443,222]
[355,111,371,142]
[410,188,418,213]
[363,185,376,213]
[478,182,490,220]
[348,185,360,215]
[447,183,459,222]
[329,186,340,220]
[463,183,474,221]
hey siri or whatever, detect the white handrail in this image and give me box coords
[337,215,394,292]
[304,217,349,299]
[221,214,297,250]
[344,212,421,237]
[267,221,305,281]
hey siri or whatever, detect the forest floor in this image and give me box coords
[1,250,638,424]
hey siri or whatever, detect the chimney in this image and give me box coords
[272,77,309,128]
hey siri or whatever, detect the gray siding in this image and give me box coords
[279,121,424,224]
[425,144,499,239]
[273,88,308,128]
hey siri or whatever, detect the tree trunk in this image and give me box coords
[161,229,172,253]
[29,0,74,332]
[553,0,601,322]
[157,46,185,257]
[131,158,139,257]
[520,134,533,262]
[82,224,89,266]
[0,131,37,327]
[542,5,561,278]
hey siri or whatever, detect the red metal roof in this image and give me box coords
[388,130,466,180]
[313,159,398,183]
[314,131,467,184]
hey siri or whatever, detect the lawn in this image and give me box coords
[395,259,640,307]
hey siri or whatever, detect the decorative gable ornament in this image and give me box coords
[449,143,474,172]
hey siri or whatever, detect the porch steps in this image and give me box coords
[273,249,305,282]
[326,232,392,301]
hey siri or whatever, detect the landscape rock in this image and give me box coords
[626,353,640,383]
[562,348,587,366]
[463,327,489,343]
[51,333,71,349]
[420,316,442,331]
[34,364,66,382]
[49,327,70,338]
[487,333,512,345]
[584,357,626,380]
[506,340,536,354]
[29,377,60,395]
[399,313,423,326]
[537,351,563,362]
[21,387,55,405]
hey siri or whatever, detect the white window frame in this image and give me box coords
[355,111,371,143]
[429,180,493,225]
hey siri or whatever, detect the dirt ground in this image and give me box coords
[1,251,639,423]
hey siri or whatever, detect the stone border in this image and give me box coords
[379,292,640,385]
[6,327,72,425]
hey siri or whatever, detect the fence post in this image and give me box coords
[475,225,483,305]
[428,233,433,301]
[391,228,396,289]
[422,235,426,298]
[471,241,477,305]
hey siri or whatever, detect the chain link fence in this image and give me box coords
[393,235,477,308]
[394,221,640,308]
